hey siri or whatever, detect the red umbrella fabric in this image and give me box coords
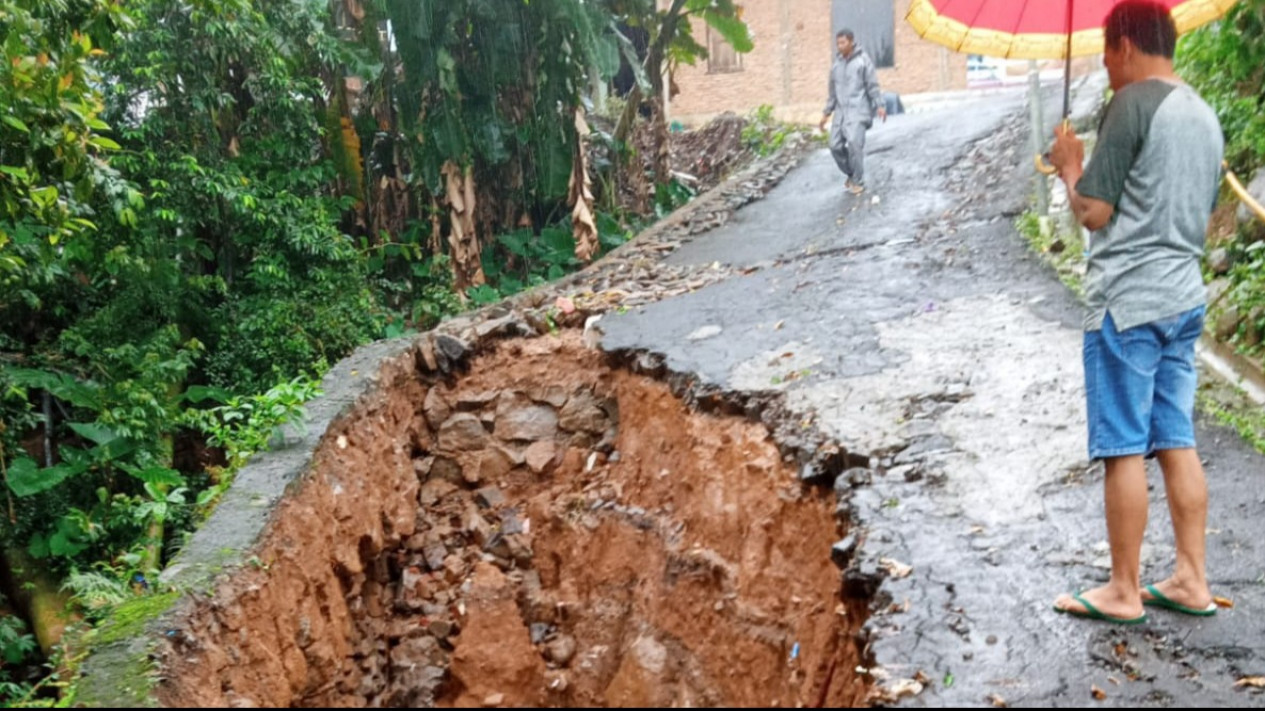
[906,0,1239,59]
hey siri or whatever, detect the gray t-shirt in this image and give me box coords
[1077,78,1224,332]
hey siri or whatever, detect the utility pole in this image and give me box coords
[1028,59,1050,217]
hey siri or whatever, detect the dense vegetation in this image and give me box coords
[0,0,750,702]
[1178,0,1265,358]
[1177,0,1265,462]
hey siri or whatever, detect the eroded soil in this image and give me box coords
[156,334,868,708]
[352,335,865,708]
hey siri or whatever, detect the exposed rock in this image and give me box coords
[413,456,435,482]
[1216,304,1242,341]
[398,567,433,610]
[468,446,517,485]
[595,426,619,454]
[475,486,507,509]
[391,636,442,671]
[896,434,954,462]
[560,447,587,474]
[831,534,858,570]
[434,334,469,372]
[834,467,873,495]
[439,413,491,452]
[528,384,569,408]
[385,653,445,707]
[463,504,494,546]
[500,509,526,535]
[475,314,525,339]
[495,403,559,442]
[424,389,452,429]
[558,391,610,433]
[485,532,531,568]
[1207,247,1232,275]
[545,635,577,667]
[506,534,533,567]
[443,555,468,583]
[799,461,834,486]
[420,477,459,506]
[529,622,552,645]
[457,390,500,410]
[519,570,556,624]
[423,543,448,572]
[544,669,569,694]
[429,619,454,639]
[843,559,885,598]
[524,441,558,474]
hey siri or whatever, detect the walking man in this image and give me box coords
[819,29,886,195]
[1048,1,1224,624]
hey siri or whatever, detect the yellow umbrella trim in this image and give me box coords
[906,0,1240,59]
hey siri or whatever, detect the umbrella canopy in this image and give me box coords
[906,0,1239,59]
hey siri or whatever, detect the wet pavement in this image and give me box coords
[600,82,1265,706]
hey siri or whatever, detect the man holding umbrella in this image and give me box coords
[818,29,887,195]
[1048,1,1224,624]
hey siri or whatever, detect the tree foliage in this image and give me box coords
[0,0,740,698]
[0,0,133,275]
[1178,0,1265,357]
[1177,0,1265,174]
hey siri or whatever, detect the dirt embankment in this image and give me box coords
[149,334,870,708]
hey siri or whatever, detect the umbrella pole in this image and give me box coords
[1035,0,1076,177]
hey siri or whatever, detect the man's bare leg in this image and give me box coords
[1142,448,1213,607]
[1054,455,1148,619]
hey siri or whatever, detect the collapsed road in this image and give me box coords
[77,79,1265,708]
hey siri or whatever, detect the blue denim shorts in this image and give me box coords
[1083,305,1205,461]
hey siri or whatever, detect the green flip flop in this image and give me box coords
[1142,584,1218,617]
[1053,593,1148,625]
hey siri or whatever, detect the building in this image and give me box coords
[666,0,970,126]
[666,0,1099,128]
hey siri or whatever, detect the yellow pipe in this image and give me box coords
[1223,162,1265,224]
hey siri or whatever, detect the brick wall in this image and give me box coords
[668,0,968,126]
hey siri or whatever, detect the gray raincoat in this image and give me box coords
[824,48,883,184]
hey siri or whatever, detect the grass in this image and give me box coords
[1197,379,1265,455]
[1014,209,1087,299]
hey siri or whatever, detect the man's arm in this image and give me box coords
[1060,163,1115,232]
[820,63,837,131]
[864,56,887,122]
[1050,124,1114,231]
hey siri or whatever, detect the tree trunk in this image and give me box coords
[570,108,599,262]
[615,0,686,187]
[0,547,74,655]
[442,162,485,292]
[651,95,671,187]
